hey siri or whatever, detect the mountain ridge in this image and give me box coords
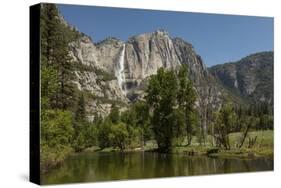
[209,51,273,105]
[57,10,273,120]
[69,29,229,121]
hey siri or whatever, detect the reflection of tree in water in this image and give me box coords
[153,153,174,177]
[266,158,274,169]
[95,152,128,180]
[42,153,273,184]
[222,159,231,173]
[42,153,97,183]
[196,157,213,175]
[211,158,218,174]
[187,157,195,175]
[174,154,187,175]
[242,160,250,172]
[123,152,143,179]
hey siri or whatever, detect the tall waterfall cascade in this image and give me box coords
[116,44,126,95]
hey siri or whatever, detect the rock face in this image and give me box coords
[209,52,273,105]
[69,29,227,119]
[67,25,273,121]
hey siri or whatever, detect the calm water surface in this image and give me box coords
[42,152,273,184]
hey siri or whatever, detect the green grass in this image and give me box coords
[229,130,273,148]
[228,130,273,157]
[83,130,273,158]
[162,130,273,158]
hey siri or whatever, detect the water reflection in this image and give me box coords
[42,152,273,185]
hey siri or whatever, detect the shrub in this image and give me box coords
[40,110,74,172]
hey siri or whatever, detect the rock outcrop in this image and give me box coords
[62,7,273,121]
[68,29,228,120]
[209,51,273,105]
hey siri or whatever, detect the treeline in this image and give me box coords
[96,102,151,151]
[94,65,197,152]
[211,102,273,150]
[40,4,85,172]
[95,67,273,152]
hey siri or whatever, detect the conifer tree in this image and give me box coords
[75,94,86,122]
[109,104,120,124]
[40,4,76,110]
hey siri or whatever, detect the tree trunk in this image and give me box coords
[239,121,251,149]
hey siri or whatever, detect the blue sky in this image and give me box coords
[58,4,273,67]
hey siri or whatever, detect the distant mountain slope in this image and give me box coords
[209,51,273,105]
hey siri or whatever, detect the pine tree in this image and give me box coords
[109,104,120,124]
[40,4,76,110]
[75,94,86,122]
[40,4,60,109]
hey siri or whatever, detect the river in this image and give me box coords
[41,152,273,184]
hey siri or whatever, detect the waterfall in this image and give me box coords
[116,44,126,94]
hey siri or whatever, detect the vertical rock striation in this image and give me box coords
[209,52,273,105]
[69,29,228,119]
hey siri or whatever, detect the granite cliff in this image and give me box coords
[56,12,273,121]
[209,52,273,105]
[69,30,227,121]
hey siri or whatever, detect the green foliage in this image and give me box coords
[171,109,185,146]
[40,4,86,171]
[258,114,273,130]
[127,125,142,148]
[72,131,86,152]
[109,123,129,151]
[75,94,86,122]
[132,101,153,142]
[41,62,59,109]
[97,118,113,149]
[84,123,98,147]
[144,66,198,151]
[119,102,149,148]
[177,64,197,145]
[211,101,273,151]
[41,4,76,110]
[188,110,200,143]
[40,110,74,171]
[72,92,98,152]
[120,109,137,127]
[96,113,142,150]
[72,122,98,152]
[146,68,179,151]
[213,103,237,150]
[108,104,120,124]
[41,110,74,147]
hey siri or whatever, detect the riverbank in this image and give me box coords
[169,145,273,159]
[41,130,273,177]
[171,130,273,158]
[83,130,273,159]
[85,145,273,159]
